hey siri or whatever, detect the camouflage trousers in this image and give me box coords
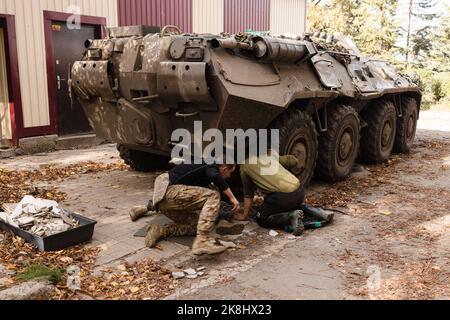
[157,185,221,236]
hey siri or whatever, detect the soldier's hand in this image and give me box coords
[231,198,240,213]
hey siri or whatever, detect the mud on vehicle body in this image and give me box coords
[70,25,422,184]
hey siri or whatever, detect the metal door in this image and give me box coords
[51,22,99,135]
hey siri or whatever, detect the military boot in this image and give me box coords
[293,210,305,237]
[300,204,334,223]
[262,210,304,236]
[130,206,148,222]
[145,223,196,248]
[216,220,245,236]
[192,234,227,256]
[284,210,305,236]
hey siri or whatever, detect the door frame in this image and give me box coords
[0,14,22,143]
[43,11,107,136]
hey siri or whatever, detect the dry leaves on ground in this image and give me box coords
[58,260,174,300]
[347,254,450,300]
[306,140,450,208]
[0,230,174,300]
[0,231,99,288]
[0,161,128,205]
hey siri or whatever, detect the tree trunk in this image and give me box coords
[406,0,413,68]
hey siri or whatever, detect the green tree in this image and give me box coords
[429,7,450,71]
[353,0,399,57]
[307,0,360,35]
[431,79,446,102]
[308,0,399,58]
[411,26,433,59]
[404,0,440,67]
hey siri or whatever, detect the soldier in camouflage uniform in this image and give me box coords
[132,163,239,255]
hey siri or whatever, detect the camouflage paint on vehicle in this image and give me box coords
[70,26,422,182]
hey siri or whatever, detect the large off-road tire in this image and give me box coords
[270,109,318,187]
[360,100,397,164]
[117,145,170,172]
[316,105,360,182]
[394,97,418,153]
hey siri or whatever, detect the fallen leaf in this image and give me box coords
[130,287,140,294]
[59,257,74,264]
[431,266,441,271]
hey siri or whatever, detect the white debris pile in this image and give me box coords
[171,267,207,280]
[0,195,79,237]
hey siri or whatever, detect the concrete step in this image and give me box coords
[18,135,58,155]
[56,134,106,151]
[16,134,107,156]
[0,148,15,159]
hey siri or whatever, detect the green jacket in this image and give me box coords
[240,155,300,198]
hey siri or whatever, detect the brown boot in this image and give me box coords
[145,223,197,248]
[192,234,227,256]
[130,206,148,222]
[216,220,245,236]
[145,224,169,248]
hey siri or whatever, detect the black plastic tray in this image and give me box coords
[0,213,97,251]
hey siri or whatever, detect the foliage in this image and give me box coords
[408,69,450,109]
[307,0,450,110]
[429,9,450,72]
[308,0,399,57]
[17,264,64,285]
[431,79,446,102]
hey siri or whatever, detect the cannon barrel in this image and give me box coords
[210,38,253,51]
[211,36,313,63]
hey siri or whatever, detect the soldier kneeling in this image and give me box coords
[132,163,239,256]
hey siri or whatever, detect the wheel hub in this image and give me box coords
[291,142,307,175]
[339,131,353,161]
[407,115,415,139]
[381,121,392,147]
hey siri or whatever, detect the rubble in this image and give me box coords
[183,268,197,276]
[173,267,208,281]
[0,196,79,237]
[269,230,279,237]
[172,272,185,280]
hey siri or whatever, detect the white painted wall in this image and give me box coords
[193,0,225,34]
[270,0,307,36]
[0,27,11,140]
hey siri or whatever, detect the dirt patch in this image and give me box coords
[321,138,450,300]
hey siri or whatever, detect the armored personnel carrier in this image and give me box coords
[70,25,421,184]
